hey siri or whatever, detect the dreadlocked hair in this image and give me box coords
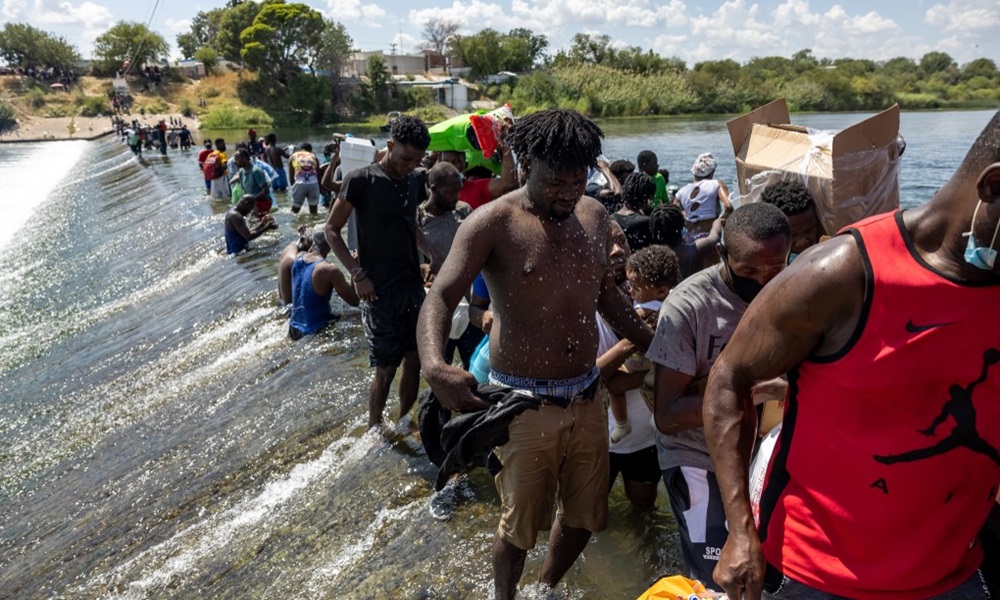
[507,109,604,172]
[649,204,685,247]
[390,115,432,150]
[621,172,655,211]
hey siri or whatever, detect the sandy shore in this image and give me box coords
[0,113,198,143]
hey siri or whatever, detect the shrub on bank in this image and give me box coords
[410,104,449,123]
[77,95,109,117]
[25,88,47,109]
[498,66,699,117]
[199,105,274,129]
[0,99,16,132]
[144,98,170,114]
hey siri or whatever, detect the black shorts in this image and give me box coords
[609,445,660,486]
[361,287,424,367]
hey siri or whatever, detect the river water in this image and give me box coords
[0,109,994,599]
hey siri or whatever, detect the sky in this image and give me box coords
[1,0,997,68]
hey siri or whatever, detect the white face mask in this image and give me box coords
[963,200,1000,271]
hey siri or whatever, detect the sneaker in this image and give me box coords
[610,421,632,443]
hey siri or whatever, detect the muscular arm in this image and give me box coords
[704,235,865,600]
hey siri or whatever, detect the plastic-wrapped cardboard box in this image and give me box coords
[727,98,902,235]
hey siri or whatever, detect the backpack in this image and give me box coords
[203,151,223,180]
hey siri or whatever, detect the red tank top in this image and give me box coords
[759,210,1000,599]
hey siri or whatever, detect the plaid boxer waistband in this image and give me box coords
[488,366,600,408]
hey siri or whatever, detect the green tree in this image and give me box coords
[451,29,541,79]
[920,51,955,76]
[314,19,353,107]
[791,48,819,73]
[833,58,876,78]
[176,8,226,58]
[365,53,391,111]
[451,29,505,79]
[0,23,79,69]
[507,28,548,67]
[693,59,741,81]
[92,21,169,76]
[742,56,794,82]
[194,46,220,73]
[217,1,269,64]
[567,33,614,65]
[881,56,917,76]
[962,58,997,81]
[241,2,325,87]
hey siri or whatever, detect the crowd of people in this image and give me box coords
[197,108,1000,599]
[114,115,191,157]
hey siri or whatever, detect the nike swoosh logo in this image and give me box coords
[905,320,951,333]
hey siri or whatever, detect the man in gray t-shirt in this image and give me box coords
[647,202,790,589]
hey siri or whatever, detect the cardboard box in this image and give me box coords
[727,98,902,235]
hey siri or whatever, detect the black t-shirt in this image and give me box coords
[613,212,652,253]
[341,163,427,293]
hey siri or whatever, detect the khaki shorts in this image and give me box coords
[493,394,610,550]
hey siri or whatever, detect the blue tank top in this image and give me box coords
[225,222,249,255]
[290,256,332,335]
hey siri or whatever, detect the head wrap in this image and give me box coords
[691,152,717,178]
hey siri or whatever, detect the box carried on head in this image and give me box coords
[727,98,902,236]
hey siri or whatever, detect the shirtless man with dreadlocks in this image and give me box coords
[418,109,654,599]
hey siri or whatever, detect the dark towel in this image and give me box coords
[418,384,541,491]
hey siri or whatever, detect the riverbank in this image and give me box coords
[0,112,198,143]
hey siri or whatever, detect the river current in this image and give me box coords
[0,109,994,599]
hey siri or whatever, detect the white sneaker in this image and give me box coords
[610,421,632,443]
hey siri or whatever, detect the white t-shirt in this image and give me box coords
[596,303,660,454]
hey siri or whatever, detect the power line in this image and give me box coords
[122,0,162,78]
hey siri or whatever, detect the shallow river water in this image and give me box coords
[0,109,994,599]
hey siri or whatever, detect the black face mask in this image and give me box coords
[724,255,764,304]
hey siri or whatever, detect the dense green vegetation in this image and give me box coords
[0,23,79,70]
[177,1,355,125]
[486,37,999,116]
[199,105,275,129]
[92,22,169,77]
[2,4,997,129]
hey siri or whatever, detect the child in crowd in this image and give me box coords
[607,245,681,442]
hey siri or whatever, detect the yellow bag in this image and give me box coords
[636,574,719,599]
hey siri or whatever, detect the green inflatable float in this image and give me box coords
[428,104,513,175]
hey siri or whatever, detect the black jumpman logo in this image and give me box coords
[874,349,1000,466]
